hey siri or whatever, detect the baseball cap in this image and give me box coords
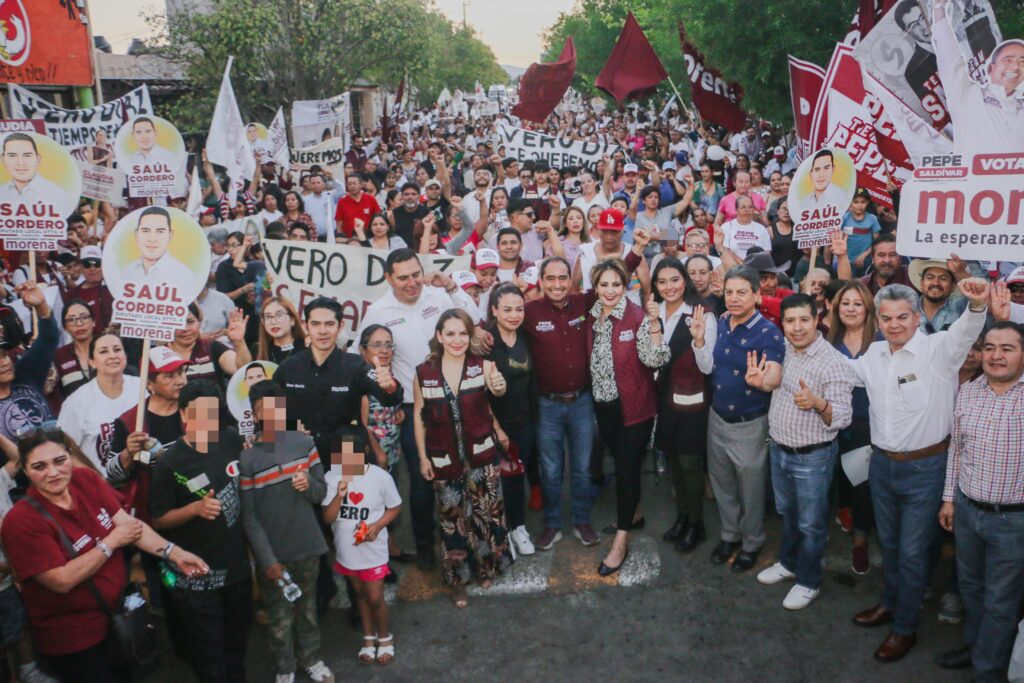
[149,345,189,375]
[80,245,102,264]
[853,187,871,200]
[472,248,499,270]
[773,145,785,156]
[451,270,480,292]
[521,265,538,289]
[623,163,639,174]
[597,208,625,231]
[1005,266,1024,285]
[661,160,676,171]
[425,178,443,189]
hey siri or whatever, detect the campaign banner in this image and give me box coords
[77,161,127,206]
[104,206,211,341]
[679,23,747,132]
[497,123,622,174]
[0,131,81,250]
[0,0,93,86]
[266,108,290,168]
[291,93,350,150]
[0,119,44,134]
[788,56,826,161]
[788,147,857,248]
[227,361,278,437]
[8,83,153,150]
[896,151,1024,261]
[114,116,187,199]
[853,0,1001,134]
[289,138,346,177]
[263,240,469,346]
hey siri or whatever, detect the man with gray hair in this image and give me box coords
[848,278,992,663]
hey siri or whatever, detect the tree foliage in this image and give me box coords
[543,0,1023,125]
[150,0,505,131]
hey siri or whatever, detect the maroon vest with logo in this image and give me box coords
[657,311,709,414]
[416,355,499,480]
[586,301,659,426]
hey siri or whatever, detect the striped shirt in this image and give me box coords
[944,375,1024,505]
[769,334,856,448]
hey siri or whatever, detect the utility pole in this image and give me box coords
[462,1,469,29]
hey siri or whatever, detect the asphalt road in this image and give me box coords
[150,464,972,683]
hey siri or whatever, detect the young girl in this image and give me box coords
[322,436,401,666]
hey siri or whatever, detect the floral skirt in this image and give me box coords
[434,463,513,586]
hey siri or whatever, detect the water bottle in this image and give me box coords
[278,570,302,602]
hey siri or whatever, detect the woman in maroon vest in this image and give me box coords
[413,309,513,608]
[586,258,669,576]
[651,257,717,554]
[51,300,95,411]
[167,304,252,387]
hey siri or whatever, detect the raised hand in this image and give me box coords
[485,362,507,395]
[830,230,848,258]
[226,309,249,343]
[689,304,707,345]
[990,280,1012,321]
[744,351,769,390]
[645,293,660,322]
[372,355,396,391]
[946,253,970,282]
[957,277,990,308]
[633,227,651,248]
[709,270,724,297]
[792,379,822,411]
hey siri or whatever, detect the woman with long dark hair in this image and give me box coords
[256,296,306,363]
[281,191,315,232]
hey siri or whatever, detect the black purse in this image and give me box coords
[26,497,159,670]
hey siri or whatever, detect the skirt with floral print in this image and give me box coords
[434,463,513,586]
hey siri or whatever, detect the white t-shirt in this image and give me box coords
[322,465,401,570]
[57,376,143,470]
[571,192,610,215]
[0,467,14,589]
[721,220,772,260]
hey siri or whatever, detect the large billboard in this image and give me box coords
[0,0,94,86]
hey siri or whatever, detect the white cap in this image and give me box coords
[521,265,538,288]
[80,245,102,262]
[623,163,639,174]
[451,270,480,291]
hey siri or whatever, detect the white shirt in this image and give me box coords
[323,465,401,570]
[659,301,715,374]
[848,306,986,451]
[572,192,610,215]
[302,190,339,239]
[57,376,143,470]
[126,146,178,172]
[721,219,772,260]
[804,183,849,211]
[0,174,69,209]
[119,252,196,293]
[355,285,479,402]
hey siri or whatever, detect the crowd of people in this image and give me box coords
[0,100,1021,683]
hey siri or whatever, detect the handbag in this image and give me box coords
[496,438,525,478]
[26,497,159,670]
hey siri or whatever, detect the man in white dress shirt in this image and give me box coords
[802,149,849,211]
[125,117,178,172]
[0,133,68,209]
[117,207,195,294]
[849,278,991,663]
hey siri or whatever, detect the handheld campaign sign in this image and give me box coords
[0,130,81,250]
[788,147,856,248]
[104,206,211,341]
[114,116,187,199]
[226,361,279,437]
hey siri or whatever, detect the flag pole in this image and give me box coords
[666,75,701,128]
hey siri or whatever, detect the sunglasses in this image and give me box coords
[82,261,101,268]
[14,420,61,441]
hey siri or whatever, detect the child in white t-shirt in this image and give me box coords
[322,438,401,666]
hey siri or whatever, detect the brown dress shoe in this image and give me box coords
[852,604,894,627]
[874,632,916,662]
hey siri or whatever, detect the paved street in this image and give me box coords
[152,465,971,683]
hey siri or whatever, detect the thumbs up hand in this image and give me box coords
[645,293,660,323]
[485,361,507,396]
[792,379,822,411]
[195,490,222,520]
[372,355,396,391]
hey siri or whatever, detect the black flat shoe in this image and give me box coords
[663,515,688,541]
[415,546,437,571]
[730,549,760,573]
[675,525,705,553]
[597,549,630,577]
[935,646,972,669]
[389,551,416,564]
[710,540,740,565]
[602,517,645,534]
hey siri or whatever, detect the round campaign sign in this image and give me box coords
[787,147,856,249]
[103,206,211,340]
[0,131,82,249]
[226,361,279,436]
[245,122,273,163]
[114,115,187,199]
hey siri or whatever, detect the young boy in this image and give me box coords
[239,381,333,683]
[840,188,882,275]
[322,435,401,666]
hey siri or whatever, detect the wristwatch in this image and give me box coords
[95,539,113,559]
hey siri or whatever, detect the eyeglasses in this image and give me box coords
[365,342,395,351]
[262,311,290,323]
[13,420,61,441]
[687,242,709,249]
[524,212,536,219]
[1008,285,1024,293]
[65,314,93,326]
[82,261,101,269]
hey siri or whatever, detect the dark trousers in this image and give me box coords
[43,643,131,683]
[660,408,709,527]
[401,404,436,549]
[838,420,874,536]
[501,421,535,529]
[166,577,252,683]
[594,400,653,531]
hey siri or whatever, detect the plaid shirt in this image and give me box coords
[944,375,1024,504]
[769,334,856,448]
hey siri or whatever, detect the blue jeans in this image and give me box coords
[401,404,436,548]
[770,441,835,589]
[869,449,947,635]
[536,392,595,530]
[955,490,1024,683]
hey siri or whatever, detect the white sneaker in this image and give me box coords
[783,584,820,610]
[274,674,295,683]
[304,661,335,683]
[756,562,796,585]
[510,525,535,555]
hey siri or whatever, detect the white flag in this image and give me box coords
[207,57,255,191]
[659,94,677,121]
[186,167,203,218]
[268,107,290,168]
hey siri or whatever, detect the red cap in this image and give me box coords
[597,208,625,231]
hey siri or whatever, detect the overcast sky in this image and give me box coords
[90,0,574,66]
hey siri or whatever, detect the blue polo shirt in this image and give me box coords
[841,211,881,260]
[711,311,785,418]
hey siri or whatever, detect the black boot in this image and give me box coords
[675,525,706,553]
[663,514,688,542]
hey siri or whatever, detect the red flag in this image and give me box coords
[381,76,405,141]
[596,13,667,105]
[788,55,826,160]
[678,23,747,132]
[843,0,898,45]
[512,38,577,124]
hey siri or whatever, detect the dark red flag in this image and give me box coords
[788,55,826,159]
[595,13,667,105]
[678,23,747,132]
[512,38,577,123]
[843,0,898,45]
